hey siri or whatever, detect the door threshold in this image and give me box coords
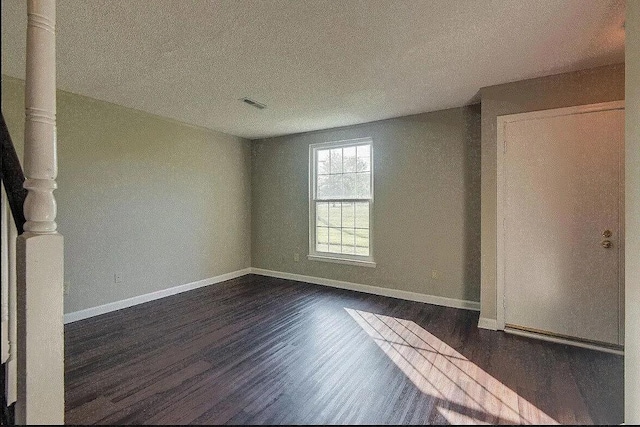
[504,325,624,355]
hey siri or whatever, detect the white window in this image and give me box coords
[309,137,375,267]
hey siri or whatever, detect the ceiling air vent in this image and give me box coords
[241,97,266,110]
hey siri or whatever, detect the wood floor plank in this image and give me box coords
[64,274,624,425]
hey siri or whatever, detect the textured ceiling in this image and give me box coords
[1,0,625,139]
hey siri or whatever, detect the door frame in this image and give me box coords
[496,101,625,346]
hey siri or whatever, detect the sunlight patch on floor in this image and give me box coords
[344,308,559,425]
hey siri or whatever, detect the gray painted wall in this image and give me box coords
[478,63,625,321]
[1,76,252,314]
[1,62,627,331]
[625,1,640,421]
[251,106,481,303]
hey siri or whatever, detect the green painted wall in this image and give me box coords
[1,76,252,314]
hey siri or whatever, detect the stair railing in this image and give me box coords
[1,111,24,426]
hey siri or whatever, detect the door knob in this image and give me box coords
[602,240,612,249]
[602,229,612,238]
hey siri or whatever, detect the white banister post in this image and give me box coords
[16,0,64,424]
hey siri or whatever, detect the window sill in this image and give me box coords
[307,254,376,268]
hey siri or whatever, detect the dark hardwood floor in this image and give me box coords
[64,274,623,425]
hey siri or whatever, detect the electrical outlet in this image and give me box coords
[114,273,123,283]
[431,270,439,279]
[294,253,299,262]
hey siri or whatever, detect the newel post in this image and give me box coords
[15,0,65,424]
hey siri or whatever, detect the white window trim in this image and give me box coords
[308,137,375,267]
[307,254,377,268]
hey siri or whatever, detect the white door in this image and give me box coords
[501,104,624,346]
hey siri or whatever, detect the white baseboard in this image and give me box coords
[250,268,480,311]
[64,268,252,324]
[65,267,481,324]
[477,317,498,331]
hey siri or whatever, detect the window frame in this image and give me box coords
[308,137,376,267]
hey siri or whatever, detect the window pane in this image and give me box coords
[341,229,356,254]
[357,145,371,172]
[355,202,369,230]
[328,227,341,244]
[328,203,341,227]
[330,148,343,174]
[356,172,371,198]
[317,174,343,199]
[342,202,354,228]
[316,242,329,252]
[316,175,328,198]
[343,173,356,198]
[355,229,370,256]
[317,149,330,175]
[316,202,329,227]
[316,226,329,245]
[329,227,341,253]
[343,146,357,172]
